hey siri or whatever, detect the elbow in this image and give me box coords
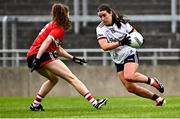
[100,46,109,51]
[102,47,109,51]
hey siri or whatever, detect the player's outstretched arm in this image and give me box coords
[56,46,87,65]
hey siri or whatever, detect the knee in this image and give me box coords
[124,74,135,82]
[125,84,136,93]
[53,79,59,84]
[49,77,59,85]
[65,74,77,84]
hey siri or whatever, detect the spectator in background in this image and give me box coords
[96,4,166,106]
[26,3,107,111]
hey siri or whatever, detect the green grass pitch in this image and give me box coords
[0,96,180,118]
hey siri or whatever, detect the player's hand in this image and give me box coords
[31,58,41,72]
[119,34,131,46]
[72,56,87,65]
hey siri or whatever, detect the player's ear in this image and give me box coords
[110,11,113,15]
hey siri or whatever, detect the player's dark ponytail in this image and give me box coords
[111,9,122,28]
[111,9,130,28]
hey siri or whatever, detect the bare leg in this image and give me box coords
[118,71,153,99]
[30,68,59,111]
[44,60,89,96]
[123,62,149,83]
[123,62,164,93]
[36,68,59,96]
[118,62,165,106]
[42,60,107,109]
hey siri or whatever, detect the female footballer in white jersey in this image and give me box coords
[96,4,166,106]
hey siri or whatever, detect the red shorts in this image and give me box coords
[27,52,59,69]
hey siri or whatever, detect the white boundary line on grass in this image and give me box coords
[0,117,180,119]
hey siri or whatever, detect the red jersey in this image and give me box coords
[27,21,64,57]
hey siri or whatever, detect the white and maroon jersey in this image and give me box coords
[96,22,136,64]
[27,21,64,57]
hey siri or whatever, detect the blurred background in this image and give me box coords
[0,0,179,96]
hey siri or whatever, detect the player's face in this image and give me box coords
[98,10,112,25]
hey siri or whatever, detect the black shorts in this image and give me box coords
[27,52,59,68]
[114,52,139,72]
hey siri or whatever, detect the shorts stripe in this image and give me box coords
[49,52,55,60]
[134,53,139,64]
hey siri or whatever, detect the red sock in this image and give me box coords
[152,94,163,104]
[84,92,97,106]
[33,93,44,107]
[151,94,159,101]
[148,77,159,88]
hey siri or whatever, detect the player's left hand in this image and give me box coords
[72,56,87,65]
[119,34,131,46]
[31,58,41,72]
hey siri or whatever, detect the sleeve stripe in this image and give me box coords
[48,35,55,41]
[129,27,135,34]
[97,37,107,41]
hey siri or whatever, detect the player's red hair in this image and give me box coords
[51,3,72,31]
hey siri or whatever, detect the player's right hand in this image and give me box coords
[72,56,87,65]
[31,58,41,72]
[119,34,131,46]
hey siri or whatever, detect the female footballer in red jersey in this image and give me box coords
[27,3,107,111]
[96,4,165,106]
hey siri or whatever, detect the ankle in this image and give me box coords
[156,97,163,103]
[151,94,159,101]
[148,77,159,88]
